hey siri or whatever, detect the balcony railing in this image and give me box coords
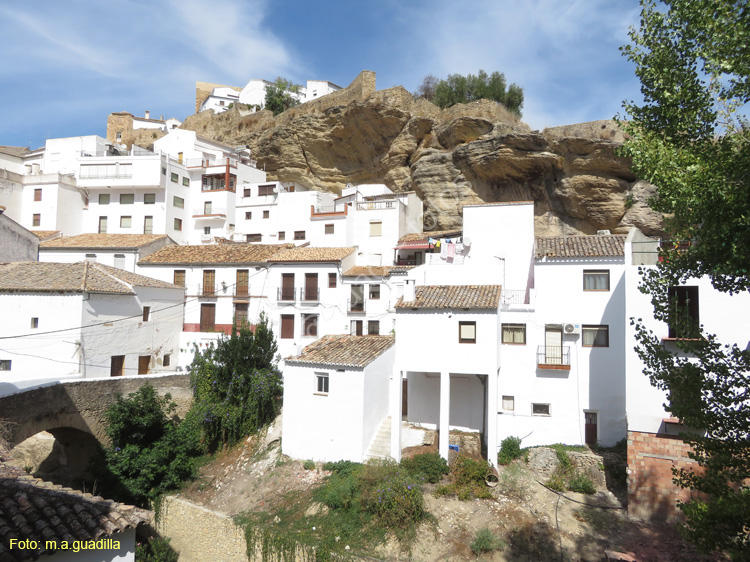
[348,299,366,314]
[356,200,396,211]
[501,289,528,306]
[192,207,227,218]
[300,288,320,302]
[235,285,249,297]
[198,283,216,296]
[277,287,297,302]
[536,346,571,369]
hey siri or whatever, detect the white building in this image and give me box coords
[39,233,174,272]
[197,86,242,113]
[0,261,184,391]
[0,209,38,261]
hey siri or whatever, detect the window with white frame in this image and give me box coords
[502,395,515,411]
[120,216,132,228]
[369,284,380,300]
[173,196,184,208]
[501,323,526,344]
[369,220,382,237]
[315,372,329,395]
[532,403,550,416]
[582,325,609,347]
[583,270,610,291]
[120,194,134,205]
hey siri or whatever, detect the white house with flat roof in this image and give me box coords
[282,334,395,462]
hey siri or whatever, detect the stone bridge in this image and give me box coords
[0,374,192,454]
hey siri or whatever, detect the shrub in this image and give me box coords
[569,472,596,495]
[302,459,315,470]
[435,455,493,500]
[322,460,362,476]
[498,436,523,465]
[401,452,449,483]
[359,464,424,528]
[315,471,360,510]
[545,473,567,492]
[470,527,504,554]
[135,536,178,562]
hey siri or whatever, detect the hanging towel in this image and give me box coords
[447,243,456,258]
[441,241,448,259]
[456,242,464,254]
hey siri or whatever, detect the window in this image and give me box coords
[116,131,122,142]
[668,286,700,338]
[114,254,125,269]
[30,318,39,329]
[281,314,294,339]
[174,218,182,231]
[34,188,42,201]
[351,320,363,336]
[183,177,189,187]
[171,172,178,183]
[204,201,213,215]
[110,355,125,377]
[200,303,215,331]
[236,269,249,296]
[369,284,380,300]
[173,270,186,287]
[219,101,225,106]
[142,306,151,322]
[303,314,318,336]
[32,214,40,227]
[162,167,167,175]
[204,226,211,235]
[350,284,364,312]
[294,230,306,240]
[203,270,215,295]
[244,187,252,197]
[263,210,270,219]
[328,273,337,288]
[235,303,249,327]
[245,211,252,220]
[583,270,610,291]
[85,253,97,262]
[369,220,382,237]
[120,194,134,205]
[459,321,476,344]
[99,193,110,205]
[304,273,318,301]
[316,373,329,395]
[278,231,285,241]
[163,353,171,367]
[368,320,380,335]
[120,216,132,228]
[138,356,150,375]
[177,152,183,163]
[98,217,108,233]
[246,234,262,243]
[173,196,184,208]
[502,323,526,344]
[532,403,550,416]
[144,193,156,204]
[258,184,275,196]
[582,325,609,347]
[502,396,515,411]
[325,223,334,235]
[144,216,153,234]
[0,360,11,371]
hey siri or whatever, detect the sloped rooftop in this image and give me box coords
[138,243,291,265]
[342,265,414,277]
[397,230,462,244]
[40,233,169,250]
[395,285,502,310]
[267,247,355,263]
[0,463,151,562]
[286,335,395,368]
[0,262,179,294]
[535,234,627,258]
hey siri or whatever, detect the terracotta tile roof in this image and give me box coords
[40,234,169,250]
[398,230,462,244]
[28,231,60,241]
[286,335,395,368]
[535,234,627,258]
[395,285,502,310]
[342,265,414,277]
[0,463,151,562]
[138,243,291,265]
[0,262,179,294]
[267,247,355,263]
[0,146,29,158]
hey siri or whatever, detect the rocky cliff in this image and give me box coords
[180,73,662,236]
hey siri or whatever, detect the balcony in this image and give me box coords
[536,346,571,370]
[300,288,320,303]
[193,207,227,218]
[186,157,239,170]
[277,287,297,302]
[311,204,347,218]
[347,299,366,314]
[235,285,249,297]
[356,199,397,211]
[198,283,216,297]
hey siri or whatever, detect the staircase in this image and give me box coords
[365,417,392,461]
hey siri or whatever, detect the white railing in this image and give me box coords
[356,200,396,211]
[193,207,227,217]
[501,289,528,306]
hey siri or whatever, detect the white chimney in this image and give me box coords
[145,110,150,119]
[404,279,416,302]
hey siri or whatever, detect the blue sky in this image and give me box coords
[0,0,643,150]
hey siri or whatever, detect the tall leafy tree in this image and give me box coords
[264,77,302,116]
[621,1,750,558]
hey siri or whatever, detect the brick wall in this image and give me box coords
[627,430,703,521]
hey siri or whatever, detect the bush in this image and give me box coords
[470,527,504,554]
[545,473,567,492]
[401,452,449,483]
[569,472,596,495]
[358,463,424,529]
[135,536,178,562]
[302,459,315,470]
[498,436,523,465]
[435,455,493,500]
[322,460,362,477]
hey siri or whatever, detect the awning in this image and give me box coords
[394,241,432,250]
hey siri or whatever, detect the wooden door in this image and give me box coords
[236,269,249,296]
[402,379,408,419]
[110,355,124,377]
[138,356,150,375]
[200,304,215,332]
[545,325,562,364]
[281,314,294,339]
[282,274,295,300]
[304,273,318,301]
[585,412,598,446]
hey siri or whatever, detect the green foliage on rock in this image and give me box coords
[418,70,524,115]
[621,1,750,558]
[188,313,282,449]
[264,77,301,116]
[498,436,524,465]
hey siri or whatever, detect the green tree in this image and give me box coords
[621,1,750,558]
[189,312,282,449]
[264,77,301,116]
[429,70,524,115]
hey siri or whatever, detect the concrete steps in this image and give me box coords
[365,416,392,461]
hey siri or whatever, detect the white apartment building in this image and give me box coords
[200,79,342,114]
[0,261,184,391]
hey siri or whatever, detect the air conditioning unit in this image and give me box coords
[564,323,580,335]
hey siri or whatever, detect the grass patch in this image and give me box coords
[543,446,596,495]
[240,460,429,561]
[434,455,493,501]
[470,527,504,554]
[302,459,315,470]
[499,463,529,501]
